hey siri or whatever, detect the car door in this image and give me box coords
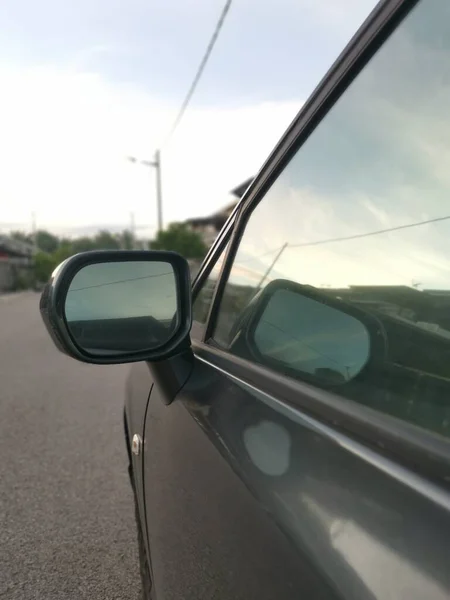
[143,1,450,598]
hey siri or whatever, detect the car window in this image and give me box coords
[212,0,450,439]
[192,242,229,325]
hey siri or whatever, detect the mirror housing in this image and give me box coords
[39,250,192,365]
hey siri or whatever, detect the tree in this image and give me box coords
[70,236,97,254]
[94,230,121,250]
[11,229,59,253]
[120,229,135,250]
[28,227,151,284]
[53,244,73,264]
[35,230,59,253]
[10,231,32,244]
[59,237,72,249]
[149,223,207,259]
[34,252,57,282]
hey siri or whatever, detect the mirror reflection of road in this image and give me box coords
[0,292,140,600]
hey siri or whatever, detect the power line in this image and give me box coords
[233,214,450,287]
[161,0,233,148]
[69,272,173,292]
[238,246,284,263]
[289,214,450,249]
[237,214,450,264]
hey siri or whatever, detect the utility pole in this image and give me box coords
[127,151,163,235]
[255,242,288,291]
[31,212,37,252]
[154,150,163,234]
[129,212,136,249]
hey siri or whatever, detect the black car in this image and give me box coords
[40,1,450,598]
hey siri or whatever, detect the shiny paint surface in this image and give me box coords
[142,370,335,600]
[138,357,450,599]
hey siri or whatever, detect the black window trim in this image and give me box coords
[191,205,239,295]
[191,205,240,340]
[192,0,450,482]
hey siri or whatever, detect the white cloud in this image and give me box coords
[0,65,299,237]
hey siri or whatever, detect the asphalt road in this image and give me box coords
[0,292,141,599]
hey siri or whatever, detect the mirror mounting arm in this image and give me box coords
[148,347,194,405]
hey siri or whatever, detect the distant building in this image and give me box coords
[0,235,35,261]
[185,177,253,248]
[230,178,254,200]
[0,235,36,292]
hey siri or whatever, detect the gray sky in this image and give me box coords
[0,0,377,237]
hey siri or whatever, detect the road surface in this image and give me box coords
[0,292,141,599]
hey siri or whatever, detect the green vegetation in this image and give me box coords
[150,222,207,259]
[9,223,207,285]
[29,230,129,283]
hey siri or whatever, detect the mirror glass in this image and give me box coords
[64,260,178,355]
[253,289,370,383]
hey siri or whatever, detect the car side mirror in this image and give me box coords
[230,279,386,386]
[39,251,192,364]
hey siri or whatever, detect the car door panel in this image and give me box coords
[143,359,336,600]
[144,355,450,600]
